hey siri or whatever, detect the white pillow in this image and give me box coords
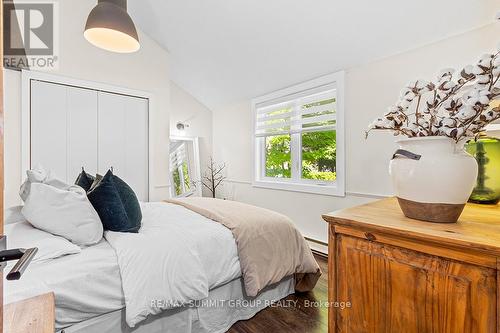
[5,206,26,225]
[5,221,81,263]
[22,183,103,246]
[19,165,69,202]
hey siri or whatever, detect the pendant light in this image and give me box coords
[84,0,140,53]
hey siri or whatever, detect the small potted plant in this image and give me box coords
[366,48,499,223]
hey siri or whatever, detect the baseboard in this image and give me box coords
[305,237,328,255]
[311,249,328,259]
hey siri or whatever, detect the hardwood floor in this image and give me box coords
[228,253,328,333]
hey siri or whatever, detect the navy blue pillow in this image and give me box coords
[75,168,95,192]
[87,170,142,233]
[111,175,142,231]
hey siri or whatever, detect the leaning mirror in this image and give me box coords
[169,136,202,197]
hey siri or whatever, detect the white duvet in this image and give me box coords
[105,202,241,328]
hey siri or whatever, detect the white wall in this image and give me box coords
[170,82,213,197]
[4,0,170,207]
[213,23,500,250]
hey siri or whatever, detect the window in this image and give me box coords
[169,143,193,197]
[253,72,345,196]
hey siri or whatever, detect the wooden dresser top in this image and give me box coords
[323,197,500,255]
[4,292,55,333]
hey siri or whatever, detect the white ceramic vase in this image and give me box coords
[389,136,478,223]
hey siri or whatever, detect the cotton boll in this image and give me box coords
[476,74,490,84]
[387,106,400,114]
[442,99,452,109]
[479,54,493,66]
[442,98,462,110]
[477,90,491,105]
[455,127,465,138]
[372,118,394,128]
[463,65,475,75]
[441,118,457,127]
[384,119,396,128]
[368,119,382,129]
[479,95,490,105]
[494,56,500,67]
[399,88,410,98]
[465,128,477,137]
[464,95,479,107]
[442,127,454,136]
[439,68,455,77]
[443,81,457,90]
[493,66,500,77]
[458,107,477,120]
[415,80,429,89]
[437,91,447,99]
[471,65,484,75]
[417,120,429,128]
[399,99,412,109]
[442,126,464,139]
[407,123,419,132]
[406,80,417,89]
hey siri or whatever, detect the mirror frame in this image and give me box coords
[169,136,202,197]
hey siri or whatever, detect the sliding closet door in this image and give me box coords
[67,87,98,177]
[31,81,98,183]
[98,92,149,201]
[31,81,68,180]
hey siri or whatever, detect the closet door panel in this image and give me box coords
[98,92,126,176]
[98,92,148,200]
[31,81,68,181]
[67,87,98,180]
[124,97,148,201]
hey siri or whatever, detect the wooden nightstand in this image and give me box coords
[4,293,55,333]
[323,197,500,333]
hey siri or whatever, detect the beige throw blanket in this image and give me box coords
[166,197,321,297]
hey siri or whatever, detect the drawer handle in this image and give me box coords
[364,232,376,241]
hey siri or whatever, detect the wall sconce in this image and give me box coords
[176,122,189,131]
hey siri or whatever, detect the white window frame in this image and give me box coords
[252,71,345,196]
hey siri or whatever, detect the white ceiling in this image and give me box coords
[129,0,498,110]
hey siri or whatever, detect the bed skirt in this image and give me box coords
[58,275,294,333]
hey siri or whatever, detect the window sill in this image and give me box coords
[252,180,345,197]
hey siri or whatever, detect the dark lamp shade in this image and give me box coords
[84,2,140,53]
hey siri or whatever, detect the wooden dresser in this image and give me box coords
[323,197,500,333]
[4,293,55,333]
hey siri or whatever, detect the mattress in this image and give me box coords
[4,239,125,329]
[4,202,243,330]
[59,275,295,333]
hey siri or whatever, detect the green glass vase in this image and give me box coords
[466,135,500,204]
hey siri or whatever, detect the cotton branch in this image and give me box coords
[366,48,500,142]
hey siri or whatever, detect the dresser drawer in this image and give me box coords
[334,234,496,333]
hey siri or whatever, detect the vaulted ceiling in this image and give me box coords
[129,1,498,110]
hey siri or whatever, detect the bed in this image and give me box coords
[4,201,316,332]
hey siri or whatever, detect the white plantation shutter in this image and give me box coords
[255,87,336,137]
[170,143,187,169]
[298,90,336,133]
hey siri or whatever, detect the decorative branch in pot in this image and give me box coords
[201,157,227,198]
[366,47,500,223]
